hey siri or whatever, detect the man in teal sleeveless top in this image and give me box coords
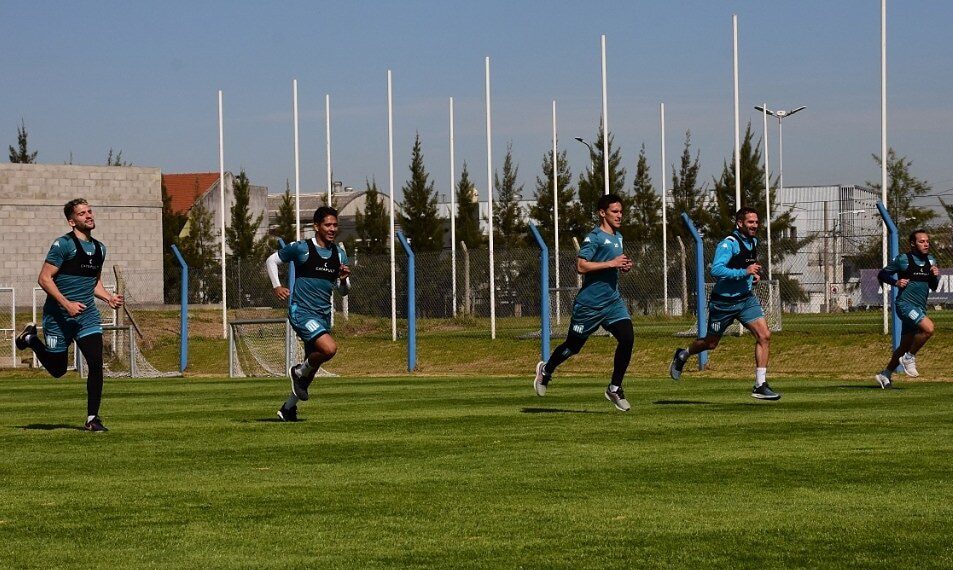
[266,207,350,421]
[874,229,940,388]
[16,199,124,432]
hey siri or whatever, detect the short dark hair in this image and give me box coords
[597,193,623,212]
[909,229,929,244]
[64,198,88,219]
[313,206,338,224]
[735,207,759,223]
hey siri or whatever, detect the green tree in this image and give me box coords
[272,179,297,246]
[224,170,270,263]
[355,178,390,254]
[627,144,662,244]
[493,142,527,247]
[529,145,576,247]
[708,123,813,303]
[179,201,222,303]
[668,130,708,239]
[161,183,188,303]
[455,162,483,248]
[572,122,627,235]
[106,148,131,166]
[868,148,936,237]
[399,133,444,251]
[9,118,37,163]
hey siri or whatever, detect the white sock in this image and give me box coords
[300,360,315,376]
[86,415,97,423]
[284,394,299,409]
[755,368,767,387]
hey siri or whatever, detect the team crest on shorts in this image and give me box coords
[908,309,920,320]
[305,320,319,332]
[711,321,721,332]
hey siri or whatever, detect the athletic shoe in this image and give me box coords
[15,322,37,351]
[605,386,631,412]
[277,405,299,422]
[533,361,549,397]
[289,365,309,401]
[84,416,108,432]
[751,383,781,401]
[669,348,688,381]
[874,373,893,390]
[900,354,919,378]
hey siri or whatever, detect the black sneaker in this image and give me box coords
[84,416,109,432]
[15,322,37,351]
[277,405,299,422]
[751,383,781,401]
[604,386,631,412]
[289,365,309,401]
[669,348,688,381]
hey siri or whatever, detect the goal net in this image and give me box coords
[0,287,16,368]
[228,318,337,378]
[76,324,178,378]
[677,279,782,337]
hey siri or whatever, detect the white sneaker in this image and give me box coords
[900,354,919,377]
[874,373,892,389]
[533,361,548,396]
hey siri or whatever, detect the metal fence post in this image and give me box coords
[876,201,901,353]
[170,244,188,373]
[461,241,470,316]
[396,231,416,372]
[528,224,550,361]
[277,239,295,377]
[681,213,708,370]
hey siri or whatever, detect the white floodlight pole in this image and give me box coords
[881,0,889,334]
[732,15,741,208]
[485,56,496,339]
[326,94,333,207]
[552,100,561,324]
[218,90,227,339]
[293,79,301,241]
[449,97,457,317]
[388,70,397,341]
[660,103,669,315]
[601,34,610,195]
[762,103,772,281]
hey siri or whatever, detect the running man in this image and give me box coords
[533,193,635,411]
[874,229,940,388]
[668,207,780,400]
[266,206,350,421]
[15,198,124,431]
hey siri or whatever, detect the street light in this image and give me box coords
[574,137,596,175]
[753,105,806,198]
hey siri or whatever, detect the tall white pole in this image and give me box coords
[762,104,772,281]
[449,97,457,317]
[552,100,561,324]
[881,0,889,334]
[485,57,496,339]
[388,70,397,341]
[292,80,301,241]
[732,15,741,208]
[660,102,668,315]
[218,90,227,339]
[601,34,610,196]
[326,94,333,208]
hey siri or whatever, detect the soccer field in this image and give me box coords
[2,375,952,568]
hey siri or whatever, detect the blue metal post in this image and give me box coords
[528,224,550,361]
[396,231,416,372]
[876,202,902,353]
[170,244,188,373]
[681,213,708,370]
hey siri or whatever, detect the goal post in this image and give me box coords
[676,279,782,337]
[229,317,338,378]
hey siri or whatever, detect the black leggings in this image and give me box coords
[30,333,105,416]
[545,319,634,387]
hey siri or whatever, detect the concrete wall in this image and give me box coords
[0,163,164,308]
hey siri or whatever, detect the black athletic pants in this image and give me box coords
[29,333,105,417]
[544,319,634,387]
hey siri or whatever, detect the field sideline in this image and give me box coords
[2,375,952,568]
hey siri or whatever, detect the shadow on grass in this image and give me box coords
[654,399,712,406]
[17,424,84,431]
[521,407,602,414]
[834,385,904,390]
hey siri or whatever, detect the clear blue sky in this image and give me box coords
[4,1,951,208]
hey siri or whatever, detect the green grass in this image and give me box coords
[2,375,952,568]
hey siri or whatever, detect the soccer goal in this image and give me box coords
[75,324,178,378]
[677,279,782,337]
[228,318,337,378]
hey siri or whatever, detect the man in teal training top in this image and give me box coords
[266,206,350,421]
[874,229,940,388]
[16,198,124,431]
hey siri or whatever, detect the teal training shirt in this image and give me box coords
[43,233,105,314]
[278,238,348,316]
[575,227,623,309]
[881,252,938,310]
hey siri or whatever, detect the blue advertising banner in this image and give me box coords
[860,268,953,305]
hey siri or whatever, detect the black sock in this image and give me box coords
[606,320,634,388]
